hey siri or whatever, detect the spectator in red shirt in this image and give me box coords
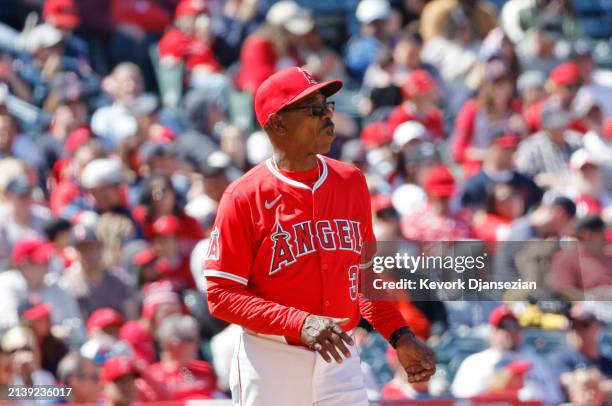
[158,0,222,75]
[237,1,311,95]
[133,172,203,245]
[401,164,472,242]
[524,62,586,134]
[451,59,522,177]
[146,314,219,400]
[387,69,445,140]
[472,183,524,247]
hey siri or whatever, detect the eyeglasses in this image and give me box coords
[282,101,335,117]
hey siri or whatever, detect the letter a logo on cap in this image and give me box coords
[297,67,317,85]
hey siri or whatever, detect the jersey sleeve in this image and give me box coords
[202,191,254,285]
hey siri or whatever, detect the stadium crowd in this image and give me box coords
[0,0,611,404]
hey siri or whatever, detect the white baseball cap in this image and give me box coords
[81,157,124,189]
[356,0,390,25]
[266,1,314,35]
[23,23,63,52]
[393,121,427,149]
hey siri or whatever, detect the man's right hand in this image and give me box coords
[300,315,354,363]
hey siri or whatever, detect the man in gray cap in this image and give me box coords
[515,103,582,189]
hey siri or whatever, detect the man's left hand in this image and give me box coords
[395,333,436,383]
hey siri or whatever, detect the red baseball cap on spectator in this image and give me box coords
[401,69,437,99]
[87,308,124,332]
[549,62,580,87]
[371,194,394,213]
[142,281,181,320]
[152,215,181,237]
[12,238,54,265]
[23,303,52,321]
[492,133,521,149]
[176,0,207,17]
[254,67,343,128]
[64,128,92,154]
[489,305,518,328]
[120,321,156,364]
[507,360,533,374]
[44,0,80,30]
[133,246,157,266]
[422,165,455,198]
[101,357,137,383]
[605,117,612,138]
[361,122,392,148]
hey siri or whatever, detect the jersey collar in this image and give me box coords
[265,155,328,192]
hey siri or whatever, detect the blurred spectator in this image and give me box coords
[0,54,32,102]
[548,215,612,300]
[141,280,183,335]
[451,59,522,177]
[19,302,69,377]
[0,176,51,268]
[87,307,125,340]
[471,183,525,245]
[134,172,203,245]
[91,63,142,150]
[237,1,311,95]
[61,224,138,319]
[101,356,140,406]
[42,216,74,273]
[572,42,612,118]
[516,103,582,190]
[346,0,392,82]
[150,215,197,291]
[401,165,472,242]
[131,94,176,144]
[494,196,576,282]
[524,62,585,134]
[460,132,543,212]
[482,359,532,401]
[146,314,220,400]
[1,325,56,386]
[420,0,497,43]
[57,350,102,403]
[565,149,612,216]
[97,211,138,268]
[517,70,547,112]
[387,70,445,139]
[0,111,44,176]
[210,0,259,67]
[159,0,221,75]
[560,367,607,406]
[451,305,562,403]
[0,237,84,340]
[119,321,157,365]
[515,12,564,74]
[42,0,90,65]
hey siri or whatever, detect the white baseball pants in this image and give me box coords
[229,329,369,406]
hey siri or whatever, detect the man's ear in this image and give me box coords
[267,114,286,135]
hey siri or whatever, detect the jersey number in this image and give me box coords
[348,265,358,301]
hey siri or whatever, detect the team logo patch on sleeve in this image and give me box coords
[206,226,220,260]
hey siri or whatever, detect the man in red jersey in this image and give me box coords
[203,67,435,405]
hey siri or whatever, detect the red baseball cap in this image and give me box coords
[550,62,580,87]
[12,238,54,265]
[44,0,80,30]
[65,128,92,154]
[605,117,612,138]
[133,246,156,266]
[254,67,343,128]
[176,0,207,17]
[492,133,521,149]
[87,308,124,332]
[101,357,137,383]
[120,321,156,364]
[489,305,518,328]
[23,303,52,321]
[401,69,437,99]
[371,194,394,213]
[422,165,455,198]
[507,360,533,374]
[152,215,181,237]
[361,122,393,148]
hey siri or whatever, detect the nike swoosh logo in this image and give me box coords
[265,194,282,209]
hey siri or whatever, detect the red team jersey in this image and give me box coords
[204,155,408,346]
